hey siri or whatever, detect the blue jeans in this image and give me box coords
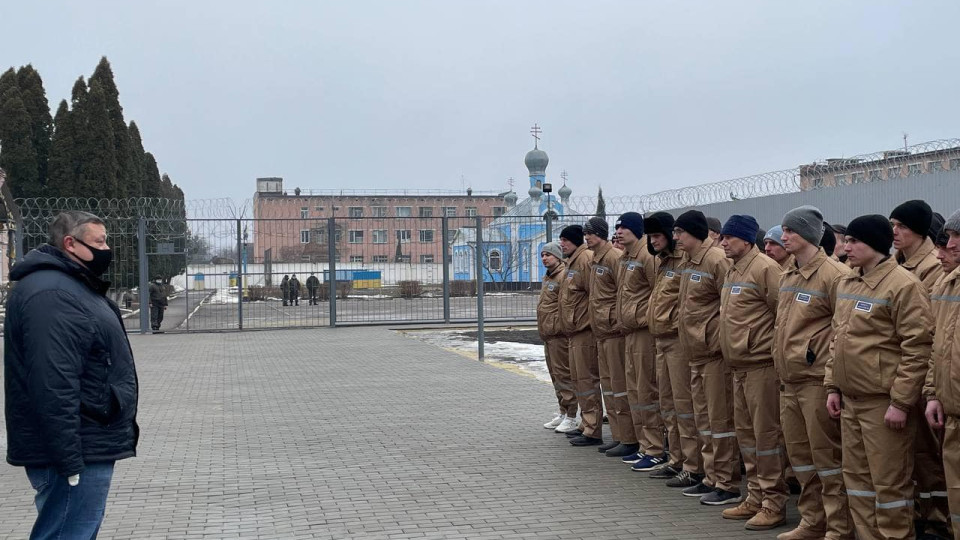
[25,462,115,540]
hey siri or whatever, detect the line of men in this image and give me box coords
[536,200,960,539]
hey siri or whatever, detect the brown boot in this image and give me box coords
[721,501,760,520]
[745,507,787,531]
[775,523,825,540]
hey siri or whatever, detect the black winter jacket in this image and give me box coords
[4,244,139,476]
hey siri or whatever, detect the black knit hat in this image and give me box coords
[889,200,933,237]
[707,217,722,234]
[560,225,584,247]
[935,227,950,248]
[614,212,644,240]
[847,214,894,255]
[820,222,837,256]
[929,212,945,241]
[643,212,676,255]
[583,216,609,239]
[675,210,709,241]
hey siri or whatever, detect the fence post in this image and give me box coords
[137,218,150,334]
[475,216,484,361]
[545,211,553,243]
[236,219,243,330]
[14,217,24,264]
[327,217,337,327]
[441,216,450,323]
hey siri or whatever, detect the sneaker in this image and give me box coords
[569,435,603,447]
[721,501,760,520]
[667,470,703,488]
[745,507,786,530]
[649,464,680,479]
[605,443,640,458]
[681,481,713,497]
[631,453,668,472]
[598,440,620,453]
[543,414,564,429]
[565,430,584,438]
[700,488,743,506]
[554,417,579,433]
[621,452,645,464]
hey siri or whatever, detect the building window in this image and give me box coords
[908,163,922,176]
[950,159,960,171]
[465,207,478,217]
[888,166,901,179]
[372,255,389,263]
[443,207,457,217]
[851,172,865,184]
[300,230,310,244]
[420,254,435,264]
[488,249,502,271]
[868,169,882,181]
[300,207,309,219]
[929,160,943,173]
[397,255,411,263]
[372,206,388,218]
[333,206,341,212]
[348,207,364,218]
[395,206,412,218]
[419,230,435,243]
[493,206,506,217]
[315,206,323,212]
[834,174,847,185]
[350,255,364,263]
[372,229,388,244]
[812,177,824,188]
[397,230,412,243]
[348,230,364,244]
[418,207,434,218]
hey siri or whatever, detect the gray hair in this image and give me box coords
[48,211,106,249]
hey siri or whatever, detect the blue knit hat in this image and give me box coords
[615,212,644,240]
[721,215,760,244]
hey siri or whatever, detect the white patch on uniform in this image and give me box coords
[547,283,556,291]
[690,273,702,283]
[665,270,676,278]
[567,270,576,281]
[796,293,811,304]
[854,300,873,313]
[627,262,637,271]
[730,286,742,295]
[596,267,605,276]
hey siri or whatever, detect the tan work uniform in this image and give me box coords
[825,257,933,540]
[559,243,601,438]
[719,246,789,513]
[924,267,960,539]
[779,254,795,271]
[538,261,577,418]
[897,237,950,530]
[678,242,739,492]
[649,248,699,472]
[589,242,627,443]
[774,248,854,539]
[616,238,662,453]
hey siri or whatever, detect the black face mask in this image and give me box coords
[72,238,113,277]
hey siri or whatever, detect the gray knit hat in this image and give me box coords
[944,208,960,234]
[540,241,563,261]
[782,205,825,247]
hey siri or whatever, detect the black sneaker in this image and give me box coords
[699,488,743,506]
[598,440,620,452]
[569,436,603,447]
[605,443,640,458]
[649,464,680,479]
[667,470,703,488]
[564,430,583,438]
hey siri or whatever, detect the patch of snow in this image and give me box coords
[204,288,239,305]
[346,294,394,300]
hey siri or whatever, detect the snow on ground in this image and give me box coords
[205,287,239,305]
[346,294,394,300]
[410,329,550,382]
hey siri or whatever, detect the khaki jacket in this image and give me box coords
[896,237,940,292]
[537,262,566,340]
[773,249,850,385]
[924,267,960,415]
[824,257,933,411]
[588,242,623,339]
[677,242,731,365]
[559,243,594,335]
[616,239,657,333]
[719,247,780,370]
[779,255,795,271]
[648,249,685,337]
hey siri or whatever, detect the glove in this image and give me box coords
[68,474,80,487]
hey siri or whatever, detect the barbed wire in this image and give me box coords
[13,197,186,221]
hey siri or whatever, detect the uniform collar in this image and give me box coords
[624,238,644,260]
[688,240,711,265]
[794,248,830,280]
[731,246,761,275]
[896,237,935,269]
[547,262,565,279]
[591,241,613,262]
[568,243,588,263]
[851,255,898,290]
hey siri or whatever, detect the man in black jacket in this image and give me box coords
[4,211,139,539]
[148,276,168,332]
[306,273,320,305]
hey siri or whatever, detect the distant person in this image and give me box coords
[831,224,848,264]
[763,225,792,269]
[4,211,139,539]
[707,217,723,248]
[148,276,168,332]
[289,274,301,306]
[306,274,321,305]
[280,274,290,306]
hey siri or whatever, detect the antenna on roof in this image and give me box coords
[903,132,909,151]
[507,177,515,190]
[530,123,542,149]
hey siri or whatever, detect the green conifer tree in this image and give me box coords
[47,100,79,196]
[16,65,53,193]
[90,57,136,197]
[127,121,145,196]
[0,91,42,198]
[595,186,606,219]
[75,79,119,197]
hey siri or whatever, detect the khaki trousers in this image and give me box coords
[625,329,662,452]
[568,329,602,439]
[781,383,853,539]
[732,365,789,512]
[942,416,960,539]
[598,335,631,443]
[911,407,949,528]
[544,337,578,418]
[690,357,740,491]
[656,335,698,471]
[841,395,916,540]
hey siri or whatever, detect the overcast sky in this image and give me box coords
[4,1,959,203]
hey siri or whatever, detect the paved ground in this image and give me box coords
[1,327,798,539]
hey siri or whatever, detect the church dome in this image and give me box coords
[504,191,518,207]
[524,148,549,176]
[558,183,572,199]
[528,184,542,199]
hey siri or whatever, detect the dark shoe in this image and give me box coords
[667,470,703,488]
[649,464,680,479]
[598,440,620,452]
[680,480,713,496]
[631,453,669,472]
[605,443,640,458]
[786,477,802,495]
[569,436,603,447]
[700,488,743,506]
[565,430,583,438]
